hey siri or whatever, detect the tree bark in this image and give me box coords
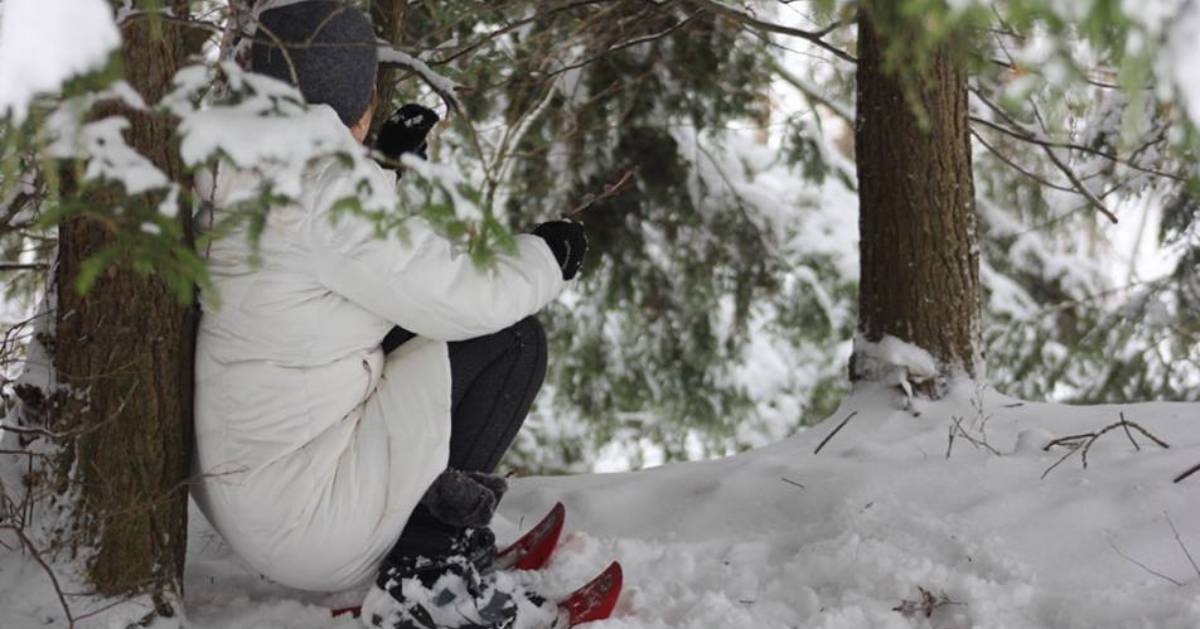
[48,6,195,622]
[853,10,981,383]
[370,0,407,135]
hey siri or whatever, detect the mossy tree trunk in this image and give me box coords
[853,8,981,385]
[48,4,196,622]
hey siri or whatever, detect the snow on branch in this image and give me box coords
[377,46,463,115]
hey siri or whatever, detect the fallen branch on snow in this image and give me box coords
[946,415,1002,459]
[892,586,961,618]
[1040,413,1169,479]
[1175,462,1200,484]
[813,411,857,455]
[1165,512,1200,580]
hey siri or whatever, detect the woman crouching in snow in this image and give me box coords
[191,3,586,628]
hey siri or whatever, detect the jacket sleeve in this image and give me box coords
[305,162,567,341]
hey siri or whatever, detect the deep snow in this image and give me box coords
[8,380,1199,628]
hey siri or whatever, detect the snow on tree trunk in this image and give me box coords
[48,11,194,622]
[853,10,981,390]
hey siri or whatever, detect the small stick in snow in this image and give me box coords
[947,415,1001,457]
[813,411,857,455]
[1041,440,1085,480]
[1080,420,1170,469]
[1119,412,1141,451]
[1042,432,1094,451]
[1108,538,1185,587]
[1175,462,1200,484]
[780,477,805,490]
[1041,418,1170,477]
[1164,511,1200,580]
[892,587,960,618]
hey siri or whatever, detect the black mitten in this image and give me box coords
[375,103,440,165]
[419,468,507,528]
[533,220,588,281]
[464,470,508,503]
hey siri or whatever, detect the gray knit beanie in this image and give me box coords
[250,1,378,127]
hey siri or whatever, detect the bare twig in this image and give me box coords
[968,88,1183,183]
[770,59,853,124]
[971,128,1078,195]
[1042,432,1094,451]
[0,262,47,272]
[947,415,1002,457]
[565,168,638,217]
[1109,538,1185,587]
[1029,105,1118,224]
[13,527,76,625]
[813,411,857,455]
[892,586,960,618]
[1123,418,1170,449]
[695,0,855,63]
[1119,412,1141,451]
[1164,512,1200,580]
[780,477,805,490]
[1041,440,1085,480]
[1042,417,1169,478]
[1175,462,1200,484]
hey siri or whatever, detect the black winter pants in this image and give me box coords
[381,316,548,559]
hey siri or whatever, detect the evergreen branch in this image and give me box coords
[695,0,855,63]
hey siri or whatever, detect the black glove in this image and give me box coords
[533,220,588,281]
[375,103,440,165]
[419,469,509,528]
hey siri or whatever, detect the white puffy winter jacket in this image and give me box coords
[191,112,565,591]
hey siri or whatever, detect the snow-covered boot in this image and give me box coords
[362,529,559,629]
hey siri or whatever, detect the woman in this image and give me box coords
[191,3,587,627]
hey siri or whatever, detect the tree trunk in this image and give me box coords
[853,10,981,385]
[48,7,194,623]
[370,0,407,135]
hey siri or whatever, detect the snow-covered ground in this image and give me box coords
[10,381,1179,629]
